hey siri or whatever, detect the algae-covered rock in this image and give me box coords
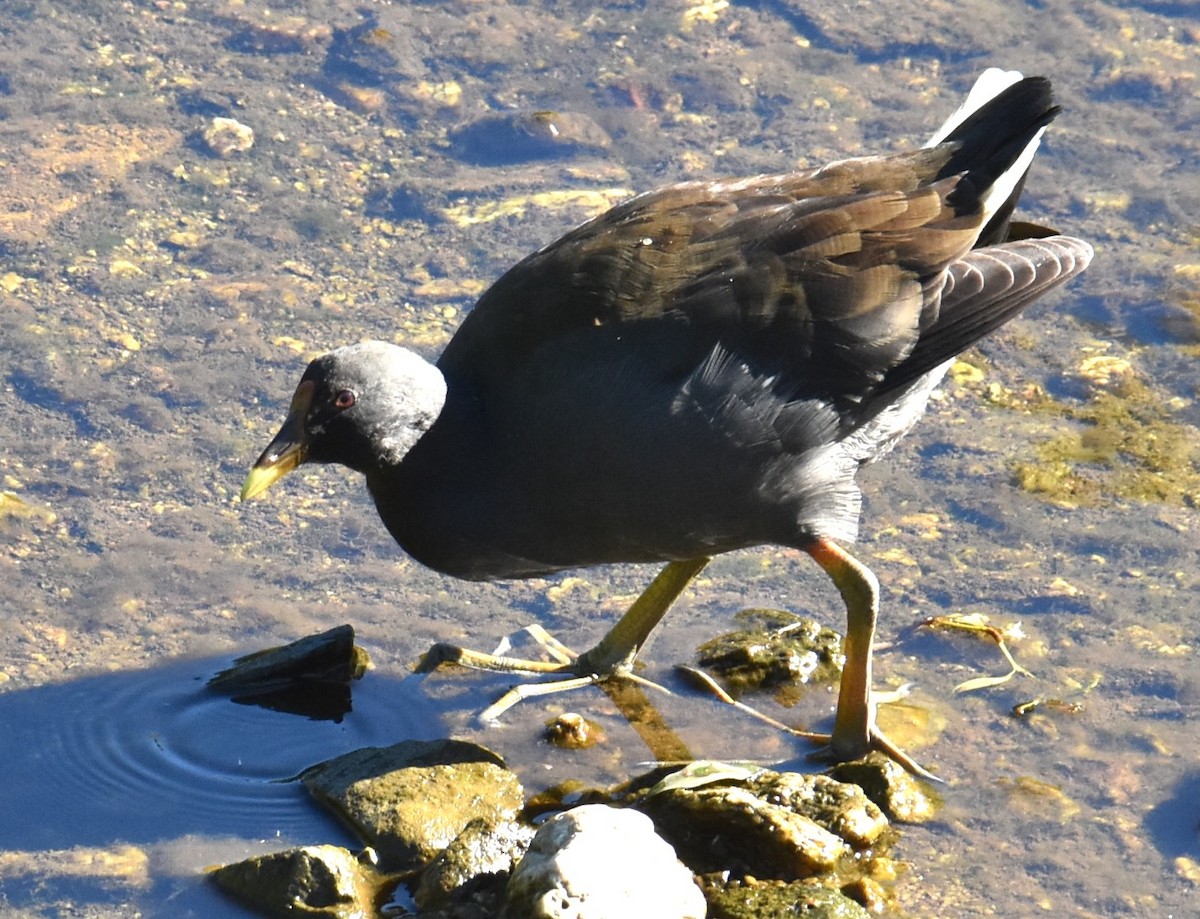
[703,876,871,919]
[634,764,896,881]
[415,817,536,913]
[696,609,843,698]
[210,844,380,918]
[832,752,938,823]
[745,771,889,848]
[642,783,848,879]
[301,739,523,871]
[544,711,605,749]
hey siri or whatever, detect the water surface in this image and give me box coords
[1,1,1197,916]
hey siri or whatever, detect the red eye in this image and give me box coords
[334,390,356,410]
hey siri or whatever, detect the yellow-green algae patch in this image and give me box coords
[987,369,1200,508]
[0,845,151,888]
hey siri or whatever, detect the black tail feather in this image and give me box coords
[936,77,1060,241]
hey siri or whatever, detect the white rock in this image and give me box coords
[503,804,705,919]
[204,116,254,156]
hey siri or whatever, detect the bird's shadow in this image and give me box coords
[1145,771,1200,860]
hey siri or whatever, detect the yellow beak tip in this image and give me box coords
[240,462,293,502]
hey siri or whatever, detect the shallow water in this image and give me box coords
[1,0,1198,916]
[0,658,441,913]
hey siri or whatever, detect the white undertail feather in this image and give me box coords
[924,68,1047,230]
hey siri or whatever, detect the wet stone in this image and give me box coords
[640,783,849,879]
[502,804,705,919]
[839,875,889,913]
[696,609,844,698]
[701,876,872,919]
[301,739,524,871]
[544,711,604,749]
[832,753,939,823]
[745,771,889,849]
[207,624,368,720]
[631,764,893,883]
[415,817,537,915]
[210,844,381,919]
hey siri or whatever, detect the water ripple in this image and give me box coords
[0,657,443,849]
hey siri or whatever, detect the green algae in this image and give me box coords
[997,375,1200,508]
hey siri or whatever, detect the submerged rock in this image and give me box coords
[544,711,604,749]
[301,739,524,871]
[448,111,612,165]
[696,609,844,698]
[202,116,254,157]
[503,804,705,919]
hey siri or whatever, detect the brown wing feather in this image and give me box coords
[437,146,986,400]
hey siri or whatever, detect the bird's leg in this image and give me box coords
[416,558,711,722]
[805,538,940,780]
[806,538,876,758]
[573,557,710,674]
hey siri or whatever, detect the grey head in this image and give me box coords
[241,341,447,499]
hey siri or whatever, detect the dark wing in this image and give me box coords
[439,154,964,397]
[876,236,1094,397]
[438,78,1064,407]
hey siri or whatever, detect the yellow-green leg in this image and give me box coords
[417,558,710,721]
[575,557,710,673]
[805,537,939,781]
[418,546,937,779]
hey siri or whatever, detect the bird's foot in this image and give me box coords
[805,726,944,784]
[415,623,578,675]
[681,665,941,782]
[810,685,943,782]
[415,624,673,724]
